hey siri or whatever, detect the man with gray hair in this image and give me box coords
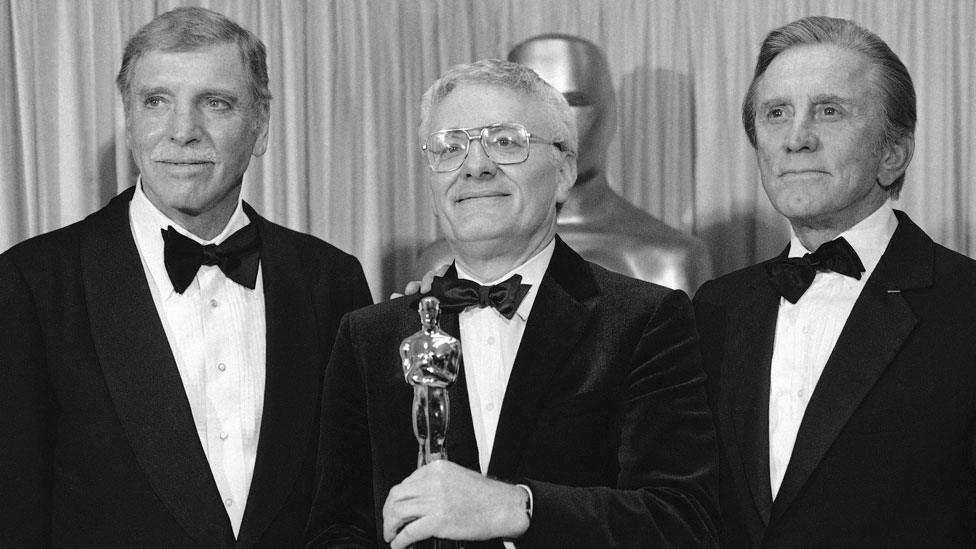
[306,59,718,548]
[0,7,371,546]
[694,16,976,546]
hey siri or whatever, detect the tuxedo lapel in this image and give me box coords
[723,265,781,526]
[771,212,930,519]
[237,208,328,541]
[487,238,596,480]
[82,189,233,544]
[440,311,481,472]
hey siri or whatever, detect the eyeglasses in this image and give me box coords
[421,122,570,173]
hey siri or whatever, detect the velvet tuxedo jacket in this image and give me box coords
[306,237,719,548]
[693,211,976,547]
[0,187,373,547]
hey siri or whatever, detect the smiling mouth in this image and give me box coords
[455,192,510,203]
[780,170,828,177]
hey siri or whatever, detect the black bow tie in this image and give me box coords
[766,237,864,304]
[429,273,532,320]
[162,224,261,294]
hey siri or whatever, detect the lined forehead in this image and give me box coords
[758,44,877,96]
[429,84,551,131]
[131,45,249,86]
[755,44,883,114]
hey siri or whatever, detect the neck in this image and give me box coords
[791,198,887,251]
[452,232,554,283]
[140,179,242,241]
[170,206,236,241]
[152,196,239,242]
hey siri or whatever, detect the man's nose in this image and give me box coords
[168,103,203,146]
[786,117,819,152]
[461,139,497,179]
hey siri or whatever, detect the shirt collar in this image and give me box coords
[129,177,250,297]
[788,201,898,278]
[455,238,555,321]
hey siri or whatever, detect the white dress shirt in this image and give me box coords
[456,240,554,476]
[456,241,552,548]
[768,203,897,499]
[129,182,266,537]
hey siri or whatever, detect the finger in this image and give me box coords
[419,273,436,294]
[390,515,439,549]
[383,505,415,542]
[382,489,406,541]
[383,489,427,542]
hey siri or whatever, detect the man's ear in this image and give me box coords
[877,133,914,187]
[123,105,133,151]
[555,153,577,204]
[251,105,271,157]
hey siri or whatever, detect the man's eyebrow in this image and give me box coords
[810,94,854,106]
[134,86,171,97]
[758,98,790,112]
[195,89,241,101]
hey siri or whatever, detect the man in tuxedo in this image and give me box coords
[693,16,976,546]
[419,34,714,294]
[0,7,371,547]
[305,59,718,548]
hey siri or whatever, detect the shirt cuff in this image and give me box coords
[515,483,533,520]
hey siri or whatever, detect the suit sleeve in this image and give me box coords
[519,290,720,548]
[305,313,377,548]
[0,253,57,546]
[346,257,374,312]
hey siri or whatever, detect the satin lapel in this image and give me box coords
[237,210,326,541]
[771,213,927,519]
[82,189,232,543]
[487,238,595,480]
[437,310,482,472]
[724,267,780,525]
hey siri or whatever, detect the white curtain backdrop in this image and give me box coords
[2,0,973,299]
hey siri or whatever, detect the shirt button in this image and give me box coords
[219,431,229,440]
[210,298,219,308]
[486,337,495,345]
[217,362,227,372]
[486,402,495,411]
[224,498,233,507]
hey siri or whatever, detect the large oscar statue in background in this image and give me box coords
[419,34,713,293]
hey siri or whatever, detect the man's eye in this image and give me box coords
[206,98,231,110]
[144,96,164,108]
[822,106,838,116]
[767,108,784,119]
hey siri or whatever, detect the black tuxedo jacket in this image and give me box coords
[693,211,976,547]
[306,237,718,548]
[0,187,373,547]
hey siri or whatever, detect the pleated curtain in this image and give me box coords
[2,0,973,298]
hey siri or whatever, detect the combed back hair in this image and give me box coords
[418,59,578,156]
[742,16,916,194]
[116,6,271,113]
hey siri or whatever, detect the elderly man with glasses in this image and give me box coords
[305,59,718,548]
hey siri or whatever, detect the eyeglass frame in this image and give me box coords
[420,122,574,173]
